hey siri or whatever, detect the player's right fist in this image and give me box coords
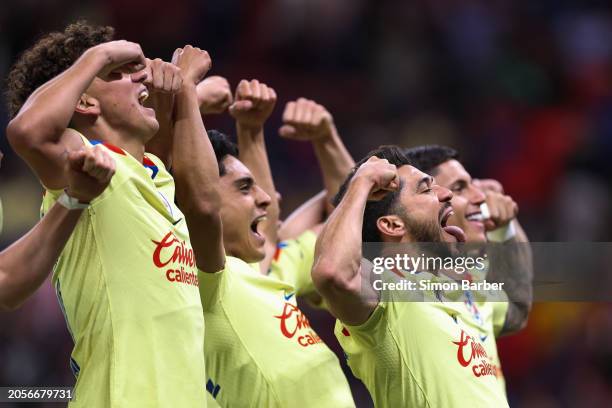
[172,45,212,86]
[197,76,233,115]
[353,156,399,201]
[279,98,334,141]
[92,40,147,78]
[65,146,116,203]
[143,58,183,94]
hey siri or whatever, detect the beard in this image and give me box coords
[398,207,444,243]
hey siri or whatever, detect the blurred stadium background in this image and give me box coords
[1,0,612,407]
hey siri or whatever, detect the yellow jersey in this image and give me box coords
[199,255,354,407]
[336,270,509,408]
[42,134,206,407]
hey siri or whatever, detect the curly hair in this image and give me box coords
[5,21,114,118]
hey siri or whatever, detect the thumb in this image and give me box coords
[279,125,297,138]
[229,100,253,114]
[67,149,87,172]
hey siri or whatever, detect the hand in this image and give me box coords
[65,146,116,203]
[197,76,233,115]
[279,98,334,141]
[229,79,277,130]
[483,191,518,231]
[172,45,212,86]
[353,156,399,201]
[473,178,504,194]
[143,58,183,94]
[94,40,147,78]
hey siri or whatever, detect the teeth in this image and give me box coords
[138,89,149,104]
[467,214,484,221]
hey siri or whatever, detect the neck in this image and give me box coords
[79,122,147,161]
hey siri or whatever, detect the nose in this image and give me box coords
[434,185,453,203]
[469,184,486,205]
[255,185,271,209]
[130,69,148,83]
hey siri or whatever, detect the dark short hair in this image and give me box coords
[6,21,114,118]
[207,129,239,176]
[333,145,413,243]
[403,145,459,175]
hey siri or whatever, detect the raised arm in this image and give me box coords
[7,41,146,189]
[171,46,225,273]
[0,146,115,310]
[280,98,355,213]
[143,58,183,168]
[228,79,280,272]
[278,191,327,240]
[474,178,533,335]
[312,156,398,325]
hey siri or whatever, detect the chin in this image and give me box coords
[466,230,487,243]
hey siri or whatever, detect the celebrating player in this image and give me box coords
[193,78,354,406]
[311,147,510,407]
[0,147,115,311]
[6,22,211,406]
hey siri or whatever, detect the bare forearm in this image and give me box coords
[314,179,369,289]
[279,190,327,240]
[311,125,355,202]
[8,49,105,143]
[172,85,224,271]
[488,220,533,335]
[145,94,174,168]
[0,204,82,310]
[236,124,280,243]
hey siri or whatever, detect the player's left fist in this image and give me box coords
[229,79,277,129]
[197,76,233,115]
[482,190,518,231]
[143,58,183,94]
[65,145,116,203]
[172,45,212,86]
[279,98,334,141]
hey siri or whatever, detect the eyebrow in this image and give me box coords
[416,176,433,192]
[233,176,254,189]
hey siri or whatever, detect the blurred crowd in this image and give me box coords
[1,0,612,406]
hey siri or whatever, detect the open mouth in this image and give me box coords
[137,88,149,106]
[439,205,466,243]
[250,214,267,242]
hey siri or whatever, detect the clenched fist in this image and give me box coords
[353,156,399,201]
[65,145,116,203]
[172,45,212,86]
[197,76,233,115]
[279,98,334,141]
[143,58,183,94]
[473,179,518,231]
[229,79,277,129]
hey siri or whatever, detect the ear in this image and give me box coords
[74,94,101,117]
[377,215,406,240]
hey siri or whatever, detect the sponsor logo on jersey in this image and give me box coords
[274,298,323,347]
[452,329,500,378]
[152,231,199,287]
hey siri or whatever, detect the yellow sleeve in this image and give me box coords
[198,267,230,312]
[269,230,317,296]
[335,302,389,350]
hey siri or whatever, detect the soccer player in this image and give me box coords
[311,147,510,407]
[237,94,355,305]
[403,145,533,392]
[404,146,532,327]
[193,79,354,406]
[6,22,213,406]
[0,147,115,310]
